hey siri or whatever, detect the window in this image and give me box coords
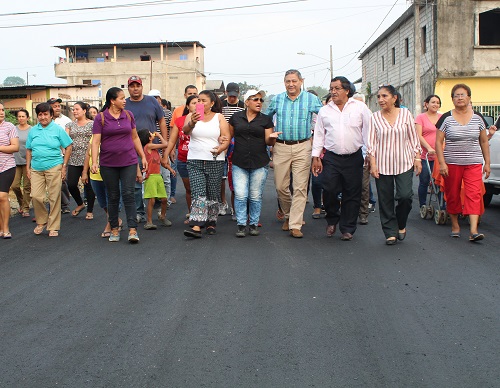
[421,26,427,54]
[392,47,396,65]
[381,55,385,71]
[479,8,500,45]
[179,54,188,60]
[405,38,409,58]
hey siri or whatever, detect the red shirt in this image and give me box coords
[175,115,190,162]
[144,146,161,179]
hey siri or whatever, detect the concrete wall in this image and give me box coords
[361,5,435,114]
[55,44,205,108]
[437,0,500,78]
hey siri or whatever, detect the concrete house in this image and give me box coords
[359,0,500,115]
[54,41,206,107]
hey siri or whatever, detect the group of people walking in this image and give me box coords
[0,69,494,244]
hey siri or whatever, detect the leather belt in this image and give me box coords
[275,138,310,145]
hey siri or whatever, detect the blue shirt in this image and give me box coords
[26,121,73,171]
[266,91,322,141]
[126,95,164,133]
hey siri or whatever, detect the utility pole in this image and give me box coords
[330,44,333,81]
[414,1,421,115]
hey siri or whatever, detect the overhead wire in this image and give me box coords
[0,0,307,29]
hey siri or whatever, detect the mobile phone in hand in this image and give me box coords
[196,103,205,120]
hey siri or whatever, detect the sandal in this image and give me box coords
[48,230,59,237]
[34,224,47,235]
[449,231,461,238]
[109,228,120,242]
[206,226,217,235]
[3,232,11,239]
[469,233,484,242]
[184,228,202,238]
[22,211,30,217]
[85,213,94,220]
[385,237,397,245]
[128,231,140,243]
[72,205,86,217]
[101,231,111,238]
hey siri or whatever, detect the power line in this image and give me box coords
[0,0,307,29]
[0,0,172,16]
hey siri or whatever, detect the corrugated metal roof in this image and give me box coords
[54,41,206,50]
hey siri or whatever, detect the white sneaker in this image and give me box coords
[218,202,228,216]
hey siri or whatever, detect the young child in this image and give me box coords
[137,129,175,229]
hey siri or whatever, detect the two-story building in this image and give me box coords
[359,0,500,116]
[54,41,206,107]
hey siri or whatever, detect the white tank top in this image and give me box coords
[187,113,225,161]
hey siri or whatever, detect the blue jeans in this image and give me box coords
[311,171,322,209]
[418,160,433,207]
[100,164,137,230]
[232,164,268,226]
[170,158,177,197]
[91,179,108,210]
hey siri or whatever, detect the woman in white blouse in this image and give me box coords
[368,85,422,245]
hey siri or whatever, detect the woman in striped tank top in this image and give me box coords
[367,85,422,245]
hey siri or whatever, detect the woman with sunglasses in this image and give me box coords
[228,90,280,237]
[367,84,422,245]
[435,84,490,242]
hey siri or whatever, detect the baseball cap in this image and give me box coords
[47,98,62,104]
[128,75,143,86]
[243,89,266,102]
[148,89,161,97]
[226,82,240,97]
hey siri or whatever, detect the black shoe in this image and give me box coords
[184,228,202,238]
[236,225,246,237]
[249,224,260,236]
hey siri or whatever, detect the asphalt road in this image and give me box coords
[1,172,499,387]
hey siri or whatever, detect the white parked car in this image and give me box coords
[483,115,500,206]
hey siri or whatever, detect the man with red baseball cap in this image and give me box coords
[126,75,171,225]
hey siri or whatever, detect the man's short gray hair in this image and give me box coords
[352,92,366,103]
[284,69,303,80]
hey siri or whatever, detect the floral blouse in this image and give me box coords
[66,121,93,166]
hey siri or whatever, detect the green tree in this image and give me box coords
[4,110,17,124]
[306,85,329,99]
[3,76,25,86]
[236,82,266,98]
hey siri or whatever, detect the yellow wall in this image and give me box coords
[435,78,500,112]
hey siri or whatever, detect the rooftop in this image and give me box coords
[54,41,206,50]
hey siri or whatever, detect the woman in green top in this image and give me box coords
[26,103,73,237]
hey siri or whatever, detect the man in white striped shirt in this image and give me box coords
[312,76,371,240]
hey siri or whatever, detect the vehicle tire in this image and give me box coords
[483,192,493,207]
[439,210,447,225]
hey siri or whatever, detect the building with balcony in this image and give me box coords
[54,41,206,107]
[359,1,500,116]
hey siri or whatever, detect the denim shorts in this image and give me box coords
[177,160,189,179]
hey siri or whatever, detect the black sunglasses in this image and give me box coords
[249,98,264,102]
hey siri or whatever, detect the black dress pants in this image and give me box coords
[322,149,364,234]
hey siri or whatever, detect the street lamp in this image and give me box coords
[297,45,333,81]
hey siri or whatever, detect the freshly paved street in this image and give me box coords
[1,172,499,387]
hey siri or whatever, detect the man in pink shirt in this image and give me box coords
[311,76,371,241]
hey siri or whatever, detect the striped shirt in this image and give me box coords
[436,111,486,165]
[0,121,18,173]
[221,100,245,122]
[266,91,322,141]
[367,108,421,175]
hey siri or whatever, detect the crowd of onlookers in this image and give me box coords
[0,70,495,244]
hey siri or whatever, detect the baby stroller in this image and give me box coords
[420,155,448,225]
